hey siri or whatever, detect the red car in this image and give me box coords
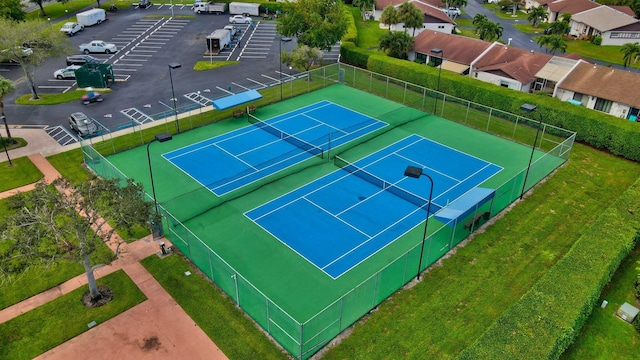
[81,92,103,105]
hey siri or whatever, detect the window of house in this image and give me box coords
[594,98,612,113]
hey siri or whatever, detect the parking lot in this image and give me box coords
[1,5,339,142]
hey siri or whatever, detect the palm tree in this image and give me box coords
[527,6,548,28]
[620,42,640,68]
[379,31,414,59]
[477,19,503,41]
[0,76,16,144]
[398,2,423,36]
[536,34,567,54]
[380,5,399,32]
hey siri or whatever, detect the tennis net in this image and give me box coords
[334,156,428,209]
[248,113,324,159]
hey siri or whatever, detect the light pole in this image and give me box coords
[279,35,283,101]
[519,103,543,200]
[1,117,12,167]
[147,132,173,215]
[404,165,434,281]
[431,48,443,115]
[168,62,181,133]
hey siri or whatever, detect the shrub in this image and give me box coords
[591,36,602,45]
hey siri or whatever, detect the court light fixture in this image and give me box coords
[147,132,173,215]
[430,48,443,115]
[519,103,543,200]
[168,62,181,133]
[404,165,434,281]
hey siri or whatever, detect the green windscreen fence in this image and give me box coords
[82,66,575,359]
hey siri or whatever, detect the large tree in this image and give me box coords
[620,42,640,67]
[0,76,16,144]
[379,31,414,59]
[0,18,71,99]
[0,177,154,301]
[397,2,423,36]
[380,5,399,32]
[282,45,323,71]
[277,0,348,51]
[527,6,548,28]
[536,34,568,54]
[0,0,26,21]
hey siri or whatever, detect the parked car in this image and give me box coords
[79,40,117,54]
[138,0,152,9]
[229,15,251,24]
[53,65,80,79]
[81,92,103,105]
[60,22,84,36]
[0,47,33,63]
[445,7,460,17]
[66,54,102,66]
[68,112,99,136]
[501,4,519,12]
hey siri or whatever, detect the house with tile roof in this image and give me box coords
[555,62,640,120]
[568,6,640,45]
[412,31,553,92]
[374,0,455,35]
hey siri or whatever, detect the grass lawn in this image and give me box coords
[561,245,640,359]
[348,6,386,50]
[0,156,43,192]
[321,143,640,359]
[141,254,288,360]
[0,270,146,360]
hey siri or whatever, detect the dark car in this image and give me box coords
[81,92,103,105]
[66,54,102,66]
[68,112,99,136]
[138,0,152,9]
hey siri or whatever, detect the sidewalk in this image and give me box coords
[0,142,228,359]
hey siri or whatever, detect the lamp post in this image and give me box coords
[1,120,12,167]
[404,165,434,281]
[431,48,443,114]
[168,62,181,133]
[519,103,543,200]
[147,132,173,215]
[279,35,283,101]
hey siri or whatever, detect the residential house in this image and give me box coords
[374,0,455,35]
[568,6,640,45]
[526,0,599,23]
[555,62,640,120]
[412,31,553,92]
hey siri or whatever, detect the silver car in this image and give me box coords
[68,112,99,136]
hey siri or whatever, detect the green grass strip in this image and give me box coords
[459,179,640,359]
[141,254,288,360]
[0,157,43,192]
[0,270,146,360]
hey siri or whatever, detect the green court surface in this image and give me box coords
[104,84,567,358]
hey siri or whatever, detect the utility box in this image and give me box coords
[75,63,114,88]
[206,29,231,55]
[615,302,639,324]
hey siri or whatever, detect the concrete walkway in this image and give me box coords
[0,136,228,359]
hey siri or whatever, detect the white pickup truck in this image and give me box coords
[79,40,117,54]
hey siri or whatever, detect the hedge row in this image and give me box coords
[458,180,640,359]
[338,46,640,162]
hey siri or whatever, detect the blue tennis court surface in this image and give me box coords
[162,101,386,196]
[245,135,503,279]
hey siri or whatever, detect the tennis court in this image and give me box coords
[92,79,574,360]
[246,135,502,278]
[162,101,386,195]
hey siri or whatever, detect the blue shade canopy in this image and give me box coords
[212,90,262,110]
[434,187,495,223]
